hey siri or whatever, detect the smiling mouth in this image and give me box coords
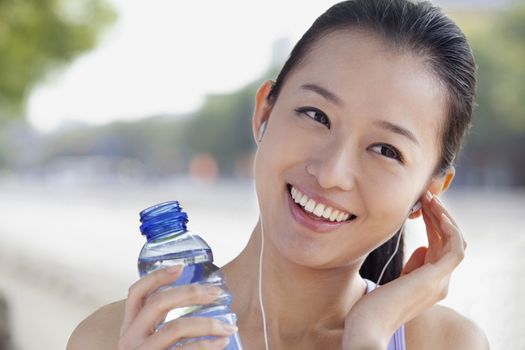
[287,184,357,223]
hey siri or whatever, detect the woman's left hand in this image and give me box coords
[342,191,467,350]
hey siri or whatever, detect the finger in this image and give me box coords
[137,317,236,350]
[434,201,468,251]
[124,284,223,343]
[425,194,453,244]
[426,201,466,270]
[429,196,462,238]
[422,192,443,254]
[430,196,467,252]
[421,196,442,250]
[182,337,231,350]
[431,196,458,226]
[121,265,184,335]
[433,213,466,272]
[401,246,427,275]
[440,213,465,259]
[439,210,467,251]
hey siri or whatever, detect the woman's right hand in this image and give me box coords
[118,265,237,350]
[342,191,468,349]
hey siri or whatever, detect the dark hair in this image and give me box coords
[267,0,477,284]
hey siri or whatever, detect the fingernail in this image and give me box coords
[207,286,223,297]
[212,337,230,347]
[425,191,432,201]
[166,265,183,274]
[221,323,238,334]
[434,196,443,205]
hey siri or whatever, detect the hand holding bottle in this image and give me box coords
[118,265,236,350]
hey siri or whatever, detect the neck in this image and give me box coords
[222,221,368,347]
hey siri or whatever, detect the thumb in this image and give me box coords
[401,246,428,276]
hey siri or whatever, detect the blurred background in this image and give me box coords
[0,0,524,349]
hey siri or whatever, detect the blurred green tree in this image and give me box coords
[456,3,525,185]
[0,0,115,119]
[179,67,280,175]
[468,3,525,137]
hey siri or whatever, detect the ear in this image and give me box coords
[408,166,455,219]
[252,80,275,145]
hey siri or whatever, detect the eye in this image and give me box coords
[370,144,404,163]
[294,107,331,129]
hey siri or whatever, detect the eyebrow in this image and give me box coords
[373,120,420,146]
[300,83,419,146]
[300,83,343,106]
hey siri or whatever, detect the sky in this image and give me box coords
[26,0,500,132]
[27,0,343,132]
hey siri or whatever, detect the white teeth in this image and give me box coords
[313,203,325,217]
[289,185,353,222]
[294,192,301,204]
[304,199,316,213]
[299,195,308,206]
[329,210,340,221]
[322,207,332,219]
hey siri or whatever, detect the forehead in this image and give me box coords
[282,29,447,148]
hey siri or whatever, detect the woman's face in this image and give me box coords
[253,29,448,268]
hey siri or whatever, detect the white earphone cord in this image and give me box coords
[375,230,403,287]
[257,219,402,350]
[258,218,270,350]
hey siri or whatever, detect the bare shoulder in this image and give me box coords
[405,304,490,350]
[67,299,126,350]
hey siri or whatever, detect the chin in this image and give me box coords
[263,221,361,270]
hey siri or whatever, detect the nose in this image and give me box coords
[305,140,357,191]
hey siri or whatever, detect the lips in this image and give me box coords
[287,185,356,233]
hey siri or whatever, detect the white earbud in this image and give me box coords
[410,201,422,214]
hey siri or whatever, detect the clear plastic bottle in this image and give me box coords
[137,201,243,349]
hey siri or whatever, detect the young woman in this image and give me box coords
[68,0,489,349]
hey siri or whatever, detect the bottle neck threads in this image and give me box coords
[139,201,188,241]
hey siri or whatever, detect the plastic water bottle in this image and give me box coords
[137,201,243,349]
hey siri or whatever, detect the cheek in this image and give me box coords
[252,118,298,216]
[257,114,317,175]
[359,172,419,235]
[369,178,408,210]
